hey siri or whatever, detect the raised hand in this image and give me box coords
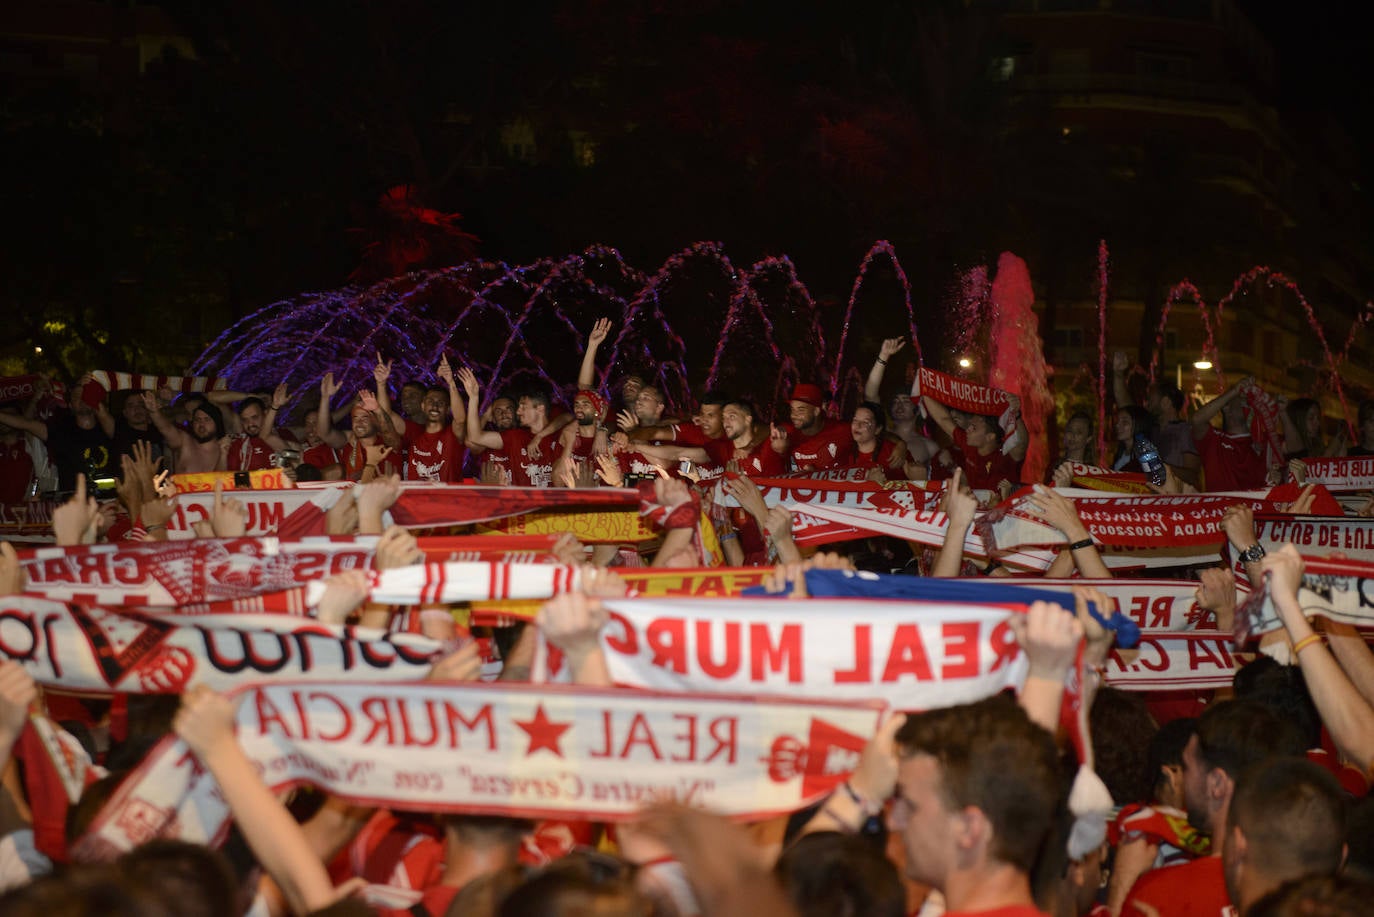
[53,474,100,546]
[0,542,24,595]
[0,660,38,741]
[1194,566,1237,633]
[427,640,481,683]
[1011,600,1085,681]
[313,570,371,625]
[537,592,607,659]
[358,389,380,414]
[587,317,612,348]
[319,372,339,400]
[724,473,767,521]
[324,489,358,535]
[436,354,454,385]
[374,524,424,570]
[173,685,238,761]
[373,353,392,387]
[269,383,289,412]
[355,472,402,529]
[455,366,480,400]
[616,409,637,432]
[1220,503,1257,551]
[878,337,905,360]
[210,480,247,538]
[940,468,977,525]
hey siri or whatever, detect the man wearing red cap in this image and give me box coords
[771,382,852,472]
[558,389,609,467]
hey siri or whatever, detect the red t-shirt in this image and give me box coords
[788,419,853,471]
[952,427,1021,491]
[340,439,405,481]
[301,442,338,469]
[227,435,274,471]
[852,438,907,478]
[0,440,34,503]
[568,430,597,460]
[1195,428,1267,492]
[735,439,787,477]
[499,428,559,487]
[403,419,467,483]
[1122,854,1230,917]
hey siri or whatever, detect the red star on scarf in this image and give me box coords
[515,705,572,758]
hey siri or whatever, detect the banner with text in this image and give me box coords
[538,597,1031,709]
[1253,514,1374,564]
[916,367,1012,417]
[0,500,57,543]
[0,599,439,693]
[988,488,1280,551]
[72,680,885,860]
[1296,456,1374,493]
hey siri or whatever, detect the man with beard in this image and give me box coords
[379,356,467,483]
[458,368,560,487]
[469,393,518,478]
[770,383,852,472]
[610,384,690,483]
[399,380,427,426]
[314,373,403,481]
[144,394,227,473]
[722,399,786,477]
[557,389,609,469]
[227,388,290,472]
[1122,701,1300,917]
[612,392,734,484]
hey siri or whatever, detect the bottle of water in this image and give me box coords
[1133,433,1166,486]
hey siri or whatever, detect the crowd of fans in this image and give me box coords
[0,321,1373,916]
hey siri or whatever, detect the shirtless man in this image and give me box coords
[143,392,225,473]
[865,337,937,469]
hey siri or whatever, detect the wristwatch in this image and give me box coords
[1238,543,1267,564]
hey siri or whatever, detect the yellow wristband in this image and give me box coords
[1293,633,1325,656]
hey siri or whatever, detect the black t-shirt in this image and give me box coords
[111,418,165,471]
[46,414,114,492]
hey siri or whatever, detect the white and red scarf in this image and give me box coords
[71,681,884,861]
[19,537,580,608]
[87,371,228,395]
[916,367,1012,419]
[0,598,440,693]
[1298,456,1374,493]
[536,596,1031,709]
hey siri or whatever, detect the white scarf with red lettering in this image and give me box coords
[536,597,1032,708]
[0,598,439,693]
[1252,514,1374,563]
[70,681,884,861]
[19,537,580,608]
[1299,456,1374,493]
[986,488,1280,552]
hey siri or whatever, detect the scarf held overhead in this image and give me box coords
[72,680,884,861]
